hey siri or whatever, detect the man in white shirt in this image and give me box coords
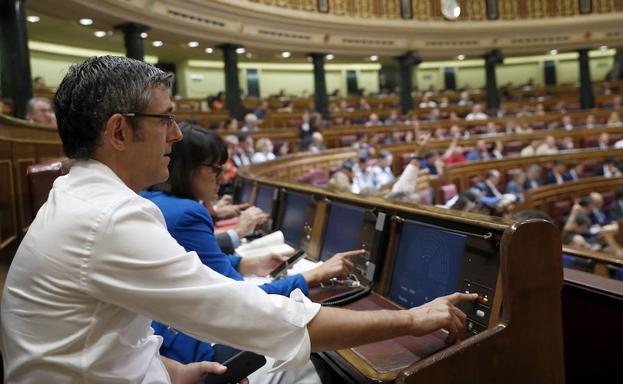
[2,56,476,384]
[464,103,488,121]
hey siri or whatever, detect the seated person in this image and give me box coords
[328,159,354,192]
[141,125,362,382]
[505,170,526,203]
[594,157,622,178]
[608,189,623,221]
[26,97,56,125]
[474,170,516,213]
[543,161,566,185]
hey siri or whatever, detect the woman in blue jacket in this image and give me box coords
[141,124,361,372]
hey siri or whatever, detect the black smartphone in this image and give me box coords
[202,350,266,384]
[269,249,306,278]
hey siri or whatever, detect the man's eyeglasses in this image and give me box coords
[122,112,177,128]
[201,163,224,177]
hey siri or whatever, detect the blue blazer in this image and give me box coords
[140,191,308,364]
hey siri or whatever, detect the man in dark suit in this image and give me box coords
[544,161,566,185]
[588,192,612,226]
[608,189,623,221]
[475,169,503,198]
[563,163,583,182]
[593,157,622,178]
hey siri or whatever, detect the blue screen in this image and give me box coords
[240,181,253,204]
[255,185,275,215]
[319,202,366,261]
[388,221,466,308]
[281,191,309,247]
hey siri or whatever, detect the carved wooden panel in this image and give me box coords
[246,0,622,18]
[16,158,35,232]
[0,160,17,250]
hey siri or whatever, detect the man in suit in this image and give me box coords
[593,157,622,178]
[563,163,583,182]
[589,192,612,226]
[608,189,623,221]
[544,161,566,185]
[475,170,503,198]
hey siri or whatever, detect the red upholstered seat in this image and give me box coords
[297,168,328,186]
[550,199,572,227]
[27,158,74,218]
[339,135,357,147]
[440,184,458,203]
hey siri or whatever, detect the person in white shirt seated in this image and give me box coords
[536,135,559,155]
[520,139,541,157]
[365,112,383,127]
[596,132,611,150]
[251,138,276,163]
[241,113,260,132]
[465,103,488,121]
[561,114,574,131]
[607,111,623,127]
[1,55,476,384]
[418,95,437,108]
[372,150,395,188]
[351,156,377,194]
[456,91,472,106]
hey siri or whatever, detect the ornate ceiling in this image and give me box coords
[25,0,623,62]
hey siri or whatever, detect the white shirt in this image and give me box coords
[252,152,276,163]
[465,111,488,121]
[392,163,420,194]
[1,160,320,384]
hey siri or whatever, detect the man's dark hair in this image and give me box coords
[578,196,593,207]
[615,189,623,201]
[150,122,228,200]
[54,55,173,159]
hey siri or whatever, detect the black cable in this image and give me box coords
[319,284,373,307]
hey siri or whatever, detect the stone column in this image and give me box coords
[309,53,329,119]
[577,48,594,109]
[397,51,421,114]
[0,0,32,118]
[219,44,244,120]
[484,49,504,110]
[115,22,149,61]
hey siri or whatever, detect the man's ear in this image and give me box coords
[105,113,130,151]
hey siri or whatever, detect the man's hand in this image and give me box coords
[408,292,478,346]
[162,357,249,384]
[239,252,291,277]
[235,206,269,237]
[303,249,365,287]
[215,195,233,209]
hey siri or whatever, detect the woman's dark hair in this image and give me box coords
[151,122,227,200]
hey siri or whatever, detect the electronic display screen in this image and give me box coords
[319,202,366,262]
[281,191,310,247]
[239,180,253,204]
[388,221,466,308]
[254,184,275,216]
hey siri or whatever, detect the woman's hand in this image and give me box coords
[303,249,365,287]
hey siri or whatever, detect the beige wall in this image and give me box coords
[258,69,314,98]
[416,67,444,91]
[456,66,486,89]
[27,41,616,99]
[496,62,543,87]
[30,51,83,88]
